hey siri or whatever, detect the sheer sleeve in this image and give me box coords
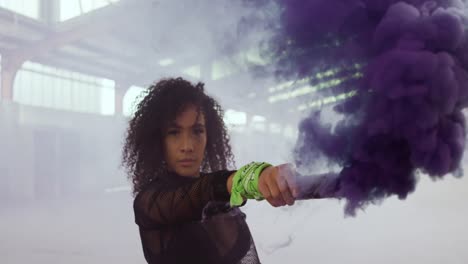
[133,170,261,264]
[133,170,233,228]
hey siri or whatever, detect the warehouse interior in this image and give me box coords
[1,1,467,264]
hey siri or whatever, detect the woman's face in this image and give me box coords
[163,104,207,177]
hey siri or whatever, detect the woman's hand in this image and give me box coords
[258,163,299,207]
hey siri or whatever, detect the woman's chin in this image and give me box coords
[176,167,200,177]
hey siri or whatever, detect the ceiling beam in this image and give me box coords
[3,0,147,66]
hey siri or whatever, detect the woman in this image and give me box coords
[122,77,299,264]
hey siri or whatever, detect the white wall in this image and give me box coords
[0,101,127,203]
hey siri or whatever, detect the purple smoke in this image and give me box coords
[253,0,468,215]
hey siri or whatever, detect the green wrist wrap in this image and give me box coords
[230,162,272,207]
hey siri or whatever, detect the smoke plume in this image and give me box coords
[252,0,468,215]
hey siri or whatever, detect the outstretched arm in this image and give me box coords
[227,164,341,207]
[226,163,300,207]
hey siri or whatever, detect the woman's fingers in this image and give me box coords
[276,173,295,206]
[266,174,287,207]
[278,163,299,198]
[259,166,283,207]
[259,164,297,207]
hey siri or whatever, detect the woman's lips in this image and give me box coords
[179,160,196,166]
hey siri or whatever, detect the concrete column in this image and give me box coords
[114,83,130,116]
[39,0,60,25]
[1,57,22,101]
[0,81,22,201]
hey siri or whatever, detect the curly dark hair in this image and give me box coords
[122,77,235,196]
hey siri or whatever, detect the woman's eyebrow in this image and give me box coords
[192,123,205,128]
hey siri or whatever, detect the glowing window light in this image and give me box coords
[14,61,115,115]
[182,65,201,79]
[224,109,247,126]
[212,59,239,81]
[297,90,357,111]
[60,0,121,21]
[252,115,266,122]
[244,47,268,66]
[0,0,40,19]
[158,58,174,66]
[268,72,363,103]
[283,125,297,139]
[123,85,145,117]
[267,63,363,94]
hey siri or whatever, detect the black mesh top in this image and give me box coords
[133,169,261,264]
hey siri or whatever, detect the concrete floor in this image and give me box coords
[1,174,468,264]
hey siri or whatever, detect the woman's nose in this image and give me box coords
[180,135,194,152]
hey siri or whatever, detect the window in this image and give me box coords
[60,0,120,21]
[123,85,145,117]
[13,61,115,115]
[0,0,40,19]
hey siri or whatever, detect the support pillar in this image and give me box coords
[39,0,60,26]
[114,83,130,116]
[0,57,22,202]
[1,56,22,101]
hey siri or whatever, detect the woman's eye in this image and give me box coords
[194,129,205,135]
